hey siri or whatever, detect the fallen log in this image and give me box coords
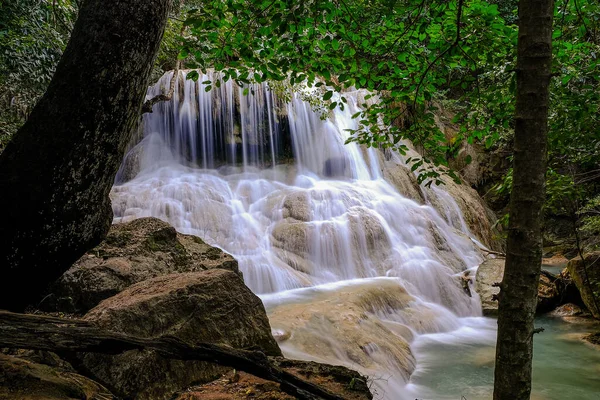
[0,311,344,400]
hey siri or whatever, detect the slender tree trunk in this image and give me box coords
[0,0,172,311]
[493,0,554,398]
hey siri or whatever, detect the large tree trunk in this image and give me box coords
[493,0,554,399]
[0,0,172,311]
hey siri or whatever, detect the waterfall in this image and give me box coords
[111,71,489,399]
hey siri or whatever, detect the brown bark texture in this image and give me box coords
[0,311,345,400]
[0,0,172,311]
[493,0,554,399]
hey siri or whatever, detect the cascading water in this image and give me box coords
[111,70,492,399]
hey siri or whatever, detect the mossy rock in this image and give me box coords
[42,218,240,313]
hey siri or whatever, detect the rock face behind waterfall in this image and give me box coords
[42,217,239,313]
[376,149,499,250]
[81,270,281,400]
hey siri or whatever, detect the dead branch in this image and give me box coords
[142,60,181,114]
[0,310,344,400]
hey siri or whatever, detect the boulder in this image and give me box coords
[43,217,239,313]
[0,354,114,400]
[550,303,585,318]
[268,279,416,383]
[475,259,503,315]
[475,258,561,316]
[567,252,600,319]
[81,269,281,400]
[537,271,562,312]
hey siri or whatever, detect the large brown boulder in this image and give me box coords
[43,217,239,313]
[567,252,600,319]
[475,258,562,315]
[81,269,281,400]
[0,354,114,400]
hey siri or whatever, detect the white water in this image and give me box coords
[111,71,489,398]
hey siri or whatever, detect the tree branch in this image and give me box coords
[412,0,464,109]
[142,60,181,114]
[0,311,345,400]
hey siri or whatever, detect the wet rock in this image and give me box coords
[271,206,392,276]
[583,332,600,348]
[475,259,562,316]
[376,147,499,250]
[424,176,499,251]
[178,359,372,400]
[376,150,425,204]
[43,217,239,313]
[567,252,600,319]
[0,353,114,400]
[282,191,312,221]
[81,269,281,400]
[268,279,416,383]
[115,139,144,183]
[550,303,585,317]
[537,271,562,312]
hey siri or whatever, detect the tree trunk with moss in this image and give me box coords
[0,0,172,311]
[493,0,554,398]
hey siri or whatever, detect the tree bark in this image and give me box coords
[0,311,345,400]
[0,0,172,311]
[493,0,554,399]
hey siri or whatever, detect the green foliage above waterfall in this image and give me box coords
[180,0,517,183]
[179,0,598,189]
[179,0,600,243]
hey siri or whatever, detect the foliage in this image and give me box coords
[579,194,600,249]
[0,0,77,150]
[180,0,519,184]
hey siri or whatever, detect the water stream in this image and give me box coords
[111,71,600,399]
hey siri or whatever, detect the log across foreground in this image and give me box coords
[0,311,345,400]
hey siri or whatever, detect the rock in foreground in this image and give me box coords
[178,359,372,400]
[82,269,281,400]
[0,354,114,400]
[44,217,239,313]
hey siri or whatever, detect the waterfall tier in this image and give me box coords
[111,71,490,399]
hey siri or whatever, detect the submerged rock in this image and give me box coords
[267,279,417,383]
[0,354,114,400]
[43,217,239,313]
[567,252,600,319]
[475,258,562,316]
[81,269,281,400]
